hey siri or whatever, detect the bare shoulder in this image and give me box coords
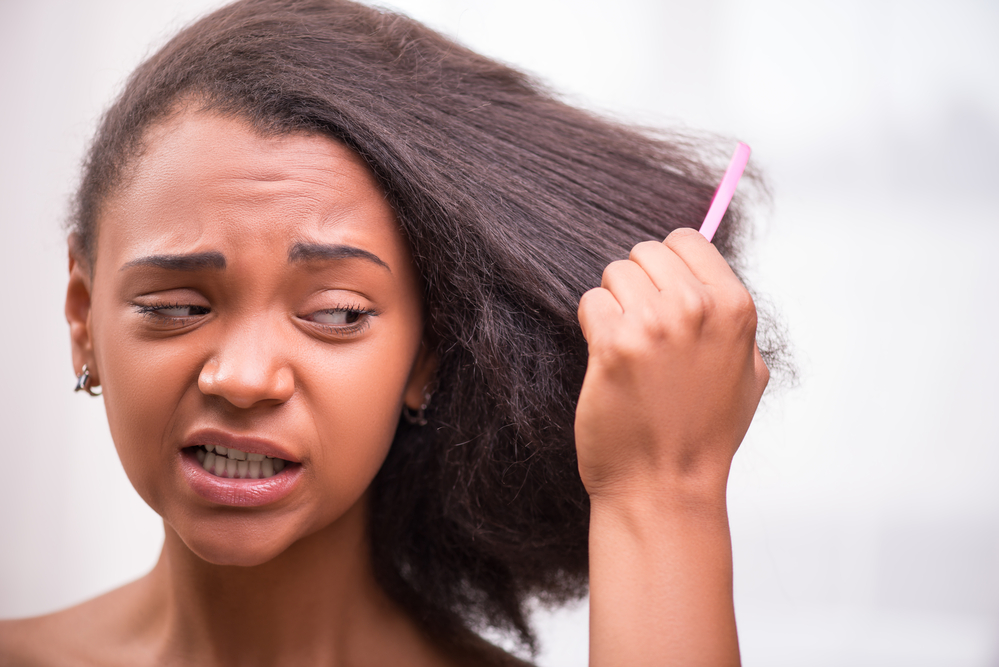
[0,616,40,667]
[0,608,90,667]
[0,580,156,667]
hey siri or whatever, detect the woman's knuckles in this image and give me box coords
[589,308,710,364]
[600,258,637,287]
[628,239,666,263]
[719,287,758,329]
[590,326,651,367]
[668,288,710,330]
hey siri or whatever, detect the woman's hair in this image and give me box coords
[70,0,786,655]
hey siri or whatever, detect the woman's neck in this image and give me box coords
[137,499,452,666]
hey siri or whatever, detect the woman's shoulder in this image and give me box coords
[0,581,153,667]
[0,583,539,667]
[0,608,89,667]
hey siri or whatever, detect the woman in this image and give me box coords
[0,0,775,664]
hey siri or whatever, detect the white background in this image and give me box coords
[2,1,998,665]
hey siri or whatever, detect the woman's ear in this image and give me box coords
[403,340,438,410]
[66,247,98,388]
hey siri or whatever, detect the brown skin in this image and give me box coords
[0,111,766,666]
[578,232,768,666]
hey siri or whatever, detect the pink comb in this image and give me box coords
[698,142,751,242]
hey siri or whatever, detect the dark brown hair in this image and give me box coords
[70,0,783,657]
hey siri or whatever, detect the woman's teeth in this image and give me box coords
[194,444,287,479]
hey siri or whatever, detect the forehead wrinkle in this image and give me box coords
[200,159,373,220]
[99,111,397,276]
[199,184,363,239]
[222,151,364,186]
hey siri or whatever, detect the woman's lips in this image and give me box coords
[180,448,302,507]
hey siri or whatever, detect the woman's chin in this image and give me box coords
[187,537,292,567]
[201,547,284,567]
[170,521,305,567]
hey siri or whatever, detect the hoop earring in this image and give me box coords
[74,364,102,397]
[403,393,430,426]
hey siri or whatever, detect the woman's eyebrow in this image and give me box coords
[120,251,226,272]
[288,242,390,272]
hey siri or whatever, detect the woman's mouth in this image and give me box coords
[191,444,289,479]
[181,441,303,507]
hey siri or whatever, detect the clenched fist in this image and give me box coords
[575,227,769,504]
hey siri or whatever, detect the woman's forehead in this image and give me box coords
[124,111,378,206]
[97,110,404,268]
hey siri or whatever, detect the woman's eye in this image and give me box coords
[311,309,363,325]
[156,305,208,317]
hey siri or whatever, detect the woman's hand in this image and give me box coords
[575,227,769,503]
[577,228,769,667]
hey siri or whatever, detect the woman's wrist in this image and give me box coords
[584,453,733,520]
[588,481,730,543]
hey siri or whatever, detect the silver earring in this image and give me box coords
[403,393,430,426]
[74,364,102,397]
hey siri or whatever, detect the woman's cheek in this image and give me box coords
[302,336,413,490]
[96,319,198,508]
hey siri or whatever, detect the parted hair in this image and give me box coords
[70,0,783,656]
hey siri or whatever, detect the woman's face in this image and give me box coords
[68,110,434,565]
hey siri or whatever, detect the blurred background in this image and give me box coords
[2,0,998,665]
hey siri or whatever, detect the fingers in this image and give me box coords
[600,258,660,312]
[661,229,759,334]
[584,228,758,343]
[625,229,744,300]
[662,227,745,293]
[627,240,703,295]
[592,235,722,332]
[578,287,622,342]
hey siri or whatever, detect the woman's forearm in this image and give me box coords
[588,488,739,667]
[576,230,767,665]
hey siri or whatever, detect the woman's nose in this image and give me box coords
[197,320,295,409]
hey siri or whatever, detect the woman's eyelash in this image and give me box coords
[134,302,210,318]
